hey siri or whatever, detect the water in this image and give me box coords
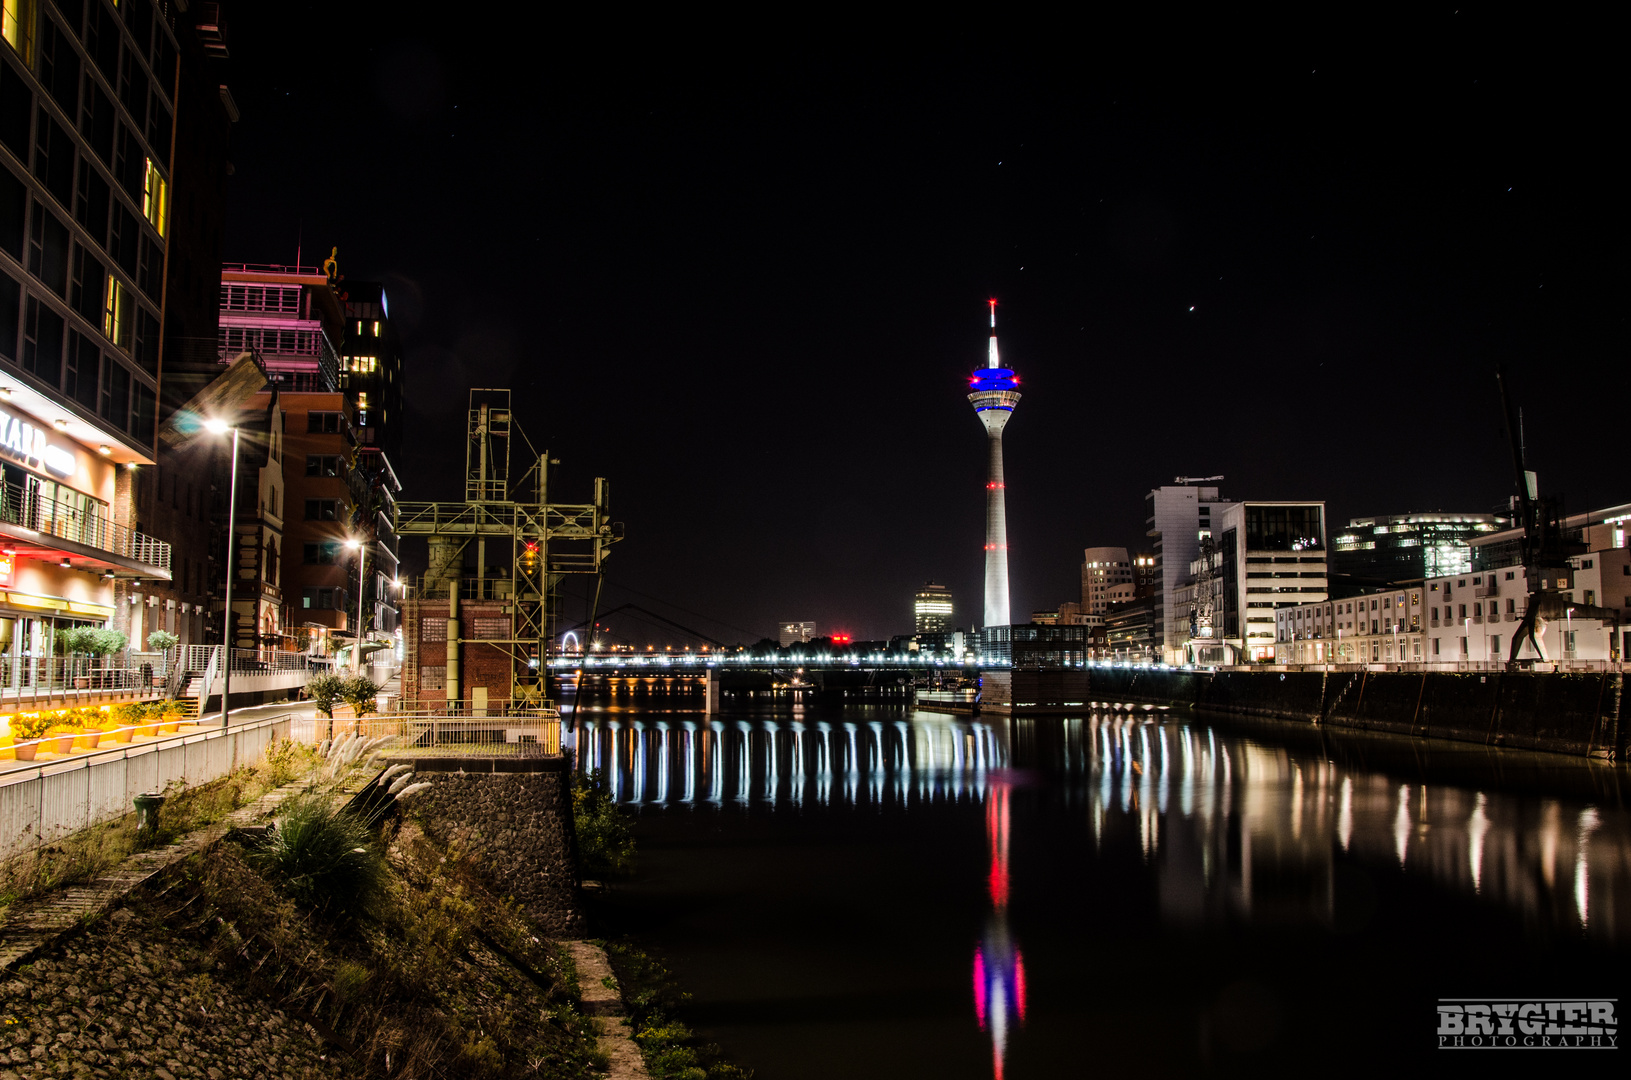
[573,696,1629,1076]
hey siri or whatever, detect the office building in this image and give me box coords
[914,580,953,634]
[337,280,403,460]
[1080,547,1132,615]
[1331,512,1505,591]
[968,300,1019,628]
[2,0,190,665]
[1213,500,1329,662]
[778,620,814,647]
[1145,483,1236,663]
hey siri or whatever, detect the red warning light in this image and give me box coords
[832,633,852,646]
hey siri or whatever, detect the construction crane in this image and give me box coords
[1496,369,1618,665]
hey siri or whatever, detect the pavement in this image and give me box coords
[564,940,653,1080]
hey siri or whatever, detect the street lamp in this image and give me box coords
[344,538,367,674]
[204,418,240,728]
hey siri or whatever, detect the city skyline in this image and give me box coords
[218,10,1624,643]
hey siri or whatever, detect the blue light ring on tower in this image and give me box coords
[969,367,1020,392]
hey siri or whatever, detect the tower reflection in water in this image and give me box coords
[974,781,1024,1080]
[577,704,1627,1076]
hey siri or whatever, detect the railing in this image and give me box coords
[0,714,292,862]
[305,708,561,755]
[2,657,170,698]
[0,482,172,573]
[174,644,335,676]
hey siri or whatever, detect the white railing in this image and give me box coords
[174,645,334,676]
[0,714,292,862]
[304,709,560,754]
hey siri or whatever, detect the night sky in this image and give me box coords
[222,10,1624,645]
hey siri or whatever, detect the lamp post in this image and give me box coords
[204,419,240,728]
[344,539,367,674]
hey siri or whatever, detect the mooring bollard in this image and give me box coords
[133,792,166,841]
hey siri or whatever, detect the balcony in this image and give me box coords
[0,484,171,577]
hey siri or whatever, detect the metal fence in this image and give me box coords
[1,658,170,709]
[172,644,335,676]
[0,714,292,863]
[306,708,561,755]
[1233,660,1629,674]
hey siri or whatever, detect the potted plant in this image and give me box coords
[104,704,138,743]
[147,631,178,686]
[7,714,52,761]
[134,702,162,738]
[157,700,184,733]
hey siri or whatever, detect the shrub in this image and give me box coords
[147,630,179,652]
[251,793,386,916]
[572,769,635,876]
[307,673,347,719]
[340,675,382,716]
[8,713,53,740]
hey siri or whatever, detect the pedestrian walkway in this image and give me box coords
[564,940,652,1080]
[0,776,309,972]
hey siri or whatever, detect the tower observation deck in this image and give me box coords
[968,300,1021,628]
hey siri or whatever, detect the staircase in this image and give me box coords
[175,673,207,719]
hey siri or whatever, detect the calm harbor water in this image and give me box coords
[571,688,1628,1077]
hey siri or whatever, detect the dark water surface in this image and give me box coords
[571,696,1628,1077]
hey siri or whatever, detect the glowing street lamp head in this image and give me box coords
[344,538,362,550]
[204,418,231,435]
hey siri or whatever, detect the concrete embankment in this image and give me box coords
[974,668,1627,759]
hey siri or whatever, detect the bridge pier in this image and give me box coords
[705,668,720,713]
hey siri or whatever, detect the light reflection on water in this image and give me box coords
[577,708,1624,941]
[573,704,1628,1078]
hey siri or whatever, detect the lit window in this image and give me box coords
[142,159,169,237]
[373,320,380,335]
[2,0,34,64]
[103,274,132,346]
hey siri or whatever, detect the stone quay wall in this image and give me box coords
[396,757,585,936]
[1051,667,1626,759]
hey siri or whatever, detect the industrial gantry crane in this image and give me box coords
[396,389,623,710]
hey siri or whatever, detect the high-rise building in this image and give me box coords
[2,1,188,663]
[1331,512,1506,591]
[1213,500,1329,662]
[1080,547,1132,615]
[1146,483,1236,662]
[914,581,952,634]
[968,300,1019,628]
[778,620,815,647]
[338,280,403,460]
[218,262,343,394]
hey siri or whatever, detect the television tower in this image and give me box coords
[968,299,1021,628]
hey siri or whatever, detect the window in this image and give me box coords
[1585,590,1596,606]
[36,15,75,114]
[1582,559,1594,569]
[28,199,69,295]
[302,587,339,610]
[305,455,342,477]
[304,499,341,521]
[1505,571,1515,580]
[70,243,104,323]
[65,329,98,409]
[303,541,341,564]
[0,162,22,261]
[141,157,167,236]
[74,158,111,247]
[99,358,127,429]
[31,107,73,208]
[102,273,131,346]
[1487,601,1498,616]
[1458,605,1467,618]
[2,0,34,65]
[308,411,343,434]
[22,295,62,385]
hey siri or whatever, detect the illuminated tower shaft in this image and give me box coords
[968,301,1021,628]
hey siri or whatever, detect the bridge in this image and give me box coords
[548,653,983,673]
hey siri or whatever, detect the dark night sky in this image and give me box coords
[221,10,1625,645]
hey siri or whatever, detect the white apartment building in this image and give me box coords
[1146,484,1237,663]
[1216,501,1329,661]
[1274,585,1425,664]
